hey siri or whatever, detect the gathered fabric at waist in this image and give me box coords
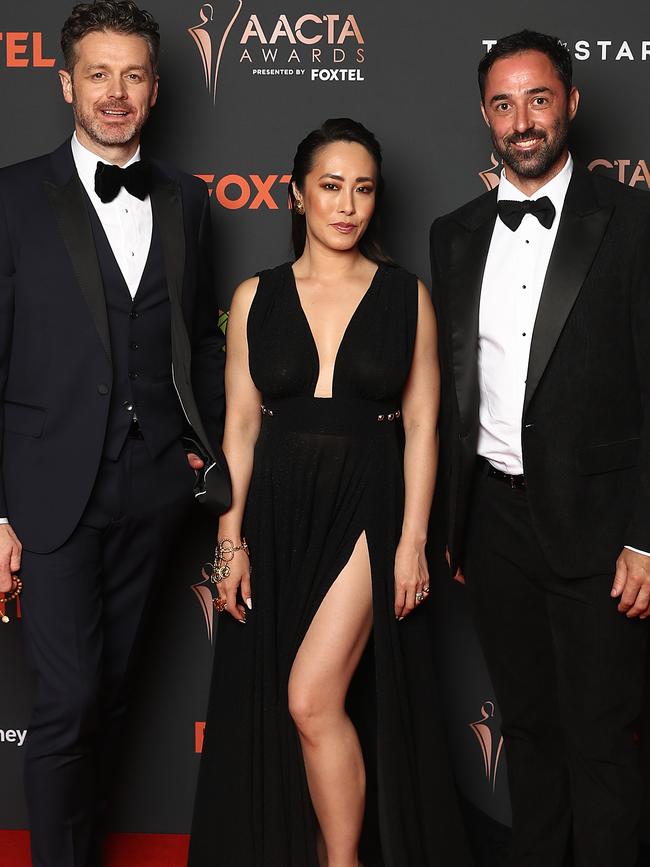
[258,396,403,437]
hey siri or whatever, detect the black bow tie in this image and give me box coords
[94,160,150,204]
[497,196,556,231]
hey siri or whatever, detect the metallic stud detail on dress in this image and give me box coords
[268,409,274,417]
[395,410,401,419]
[377,414,385,422]
[387,413,395,421]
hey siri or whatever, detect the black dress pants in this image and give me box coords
[20,438,195,867]
[464,467,648,867]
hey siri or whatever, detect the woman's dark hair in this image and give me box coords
[478,30,572,101]
[289,118,392,265]
[61,1,160,75]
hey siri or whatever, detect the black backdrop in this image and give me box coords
[1,0,649,848]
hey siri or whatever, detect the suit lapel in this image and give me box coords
[524,167,613,414]
[449,194,497,431]
[45,145,111,361]
[150,171,186,309]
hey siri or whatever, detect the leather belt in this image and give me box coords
[478,457,527,490]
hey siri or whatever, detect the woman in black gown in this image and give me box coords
[188,119,471,867]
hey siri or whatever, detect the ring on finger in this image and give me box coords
[213,596,227,613]
[423,585,430,593]
[415,591,425,603]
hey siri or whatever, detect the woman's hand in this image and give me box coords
[394,538,430,620]
[214,545,252,624]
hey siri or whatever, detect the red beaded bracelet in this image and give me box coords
[1,575,23,624]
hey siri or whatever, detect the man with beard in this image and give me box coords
[0,3,229,865]
[430,30,650,867]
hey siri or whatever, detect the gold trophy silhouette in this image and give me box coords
[469,701,504,791]
[479,153,503,191]
[188,2,243,103]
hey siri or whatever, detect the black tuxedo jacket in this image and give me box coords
[430,164,650,578]
[0,140,230,553]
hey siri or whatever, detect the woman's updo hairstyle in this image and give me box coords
[289,118,392,265]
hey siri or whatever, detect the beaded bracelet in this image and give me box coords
[1,575,23,624]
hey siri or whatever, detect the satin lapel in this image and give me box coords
[450,205,496,431]
[150,174,186,308]
[44,174,111,361]
[524,172,613,414]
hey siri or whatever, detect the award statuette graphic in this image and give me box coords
[479,153,502,191]
[192,562,218,642]
[188,2,243,103]
[469,701,504,791]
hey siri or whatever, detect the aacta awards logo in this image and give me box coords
[479,153,502,191]
[188,2,244,103]
[588,158,650,189]
[469,701,504,791]
[192,560,218,643]
[477,154,650,192]
[188,4,366,98]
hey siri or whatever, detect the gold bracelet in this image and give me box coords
[1,575,23,624]
[211,538,249,583]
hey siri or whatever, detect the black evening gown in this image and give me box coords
[188,263,472,867]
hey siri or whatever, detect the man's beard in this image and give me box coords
[493,115,569,179]
[72,94,148,148]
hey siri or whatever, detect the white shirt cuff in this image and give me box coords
[624,544,650,557]
[0,518,8,525]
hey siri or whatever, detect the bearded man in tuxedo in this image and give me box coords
[0,3,229,865]
[431,29,650,867]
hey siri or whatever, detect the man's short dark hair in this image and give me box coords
[478,30,573,101]
[61,1,160,75]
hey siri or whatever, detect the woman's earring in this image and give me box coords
[295,199,305,215]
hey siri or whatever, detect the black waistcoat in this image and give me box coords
[87,207,185,460]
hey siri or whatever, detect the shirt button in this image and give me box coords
[130,342,139,350]
[525,240,530,244]
[128,370,139,380]
[130,251,135,257]
[97,383,110,395]
[129,311,139,319]
[522,284,526,289]
[125,208,129,213]
[522,332,527,337]
[122,400,134,412]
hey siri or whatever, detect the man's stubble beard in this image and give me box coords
[493,114,569,180]
[72,89,149,149]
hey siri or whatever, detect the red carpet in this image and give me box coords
[0,831,189,866]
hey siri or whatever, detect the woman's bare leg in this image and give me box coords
[288,533,373,867]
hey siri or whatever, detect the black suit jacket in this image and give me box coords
[0,140,230,553]
[430,164,650,578]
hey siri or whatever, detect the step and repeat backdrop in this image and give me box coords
[1,0,649,849]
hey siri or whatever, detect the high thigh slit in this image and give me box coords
[188,263,472,867]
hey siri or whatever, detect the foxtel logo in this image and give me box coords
[0,32,55,67]
[195,172,291,209]
[195,721,205,753]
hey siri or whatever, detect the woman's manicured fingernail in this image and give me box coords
[245,598,252,610]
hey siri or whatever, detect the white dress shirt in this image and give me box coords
[71,132,152,298]
[475,153,648,557]
[477,154,573,474]
[0,137,152,526]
